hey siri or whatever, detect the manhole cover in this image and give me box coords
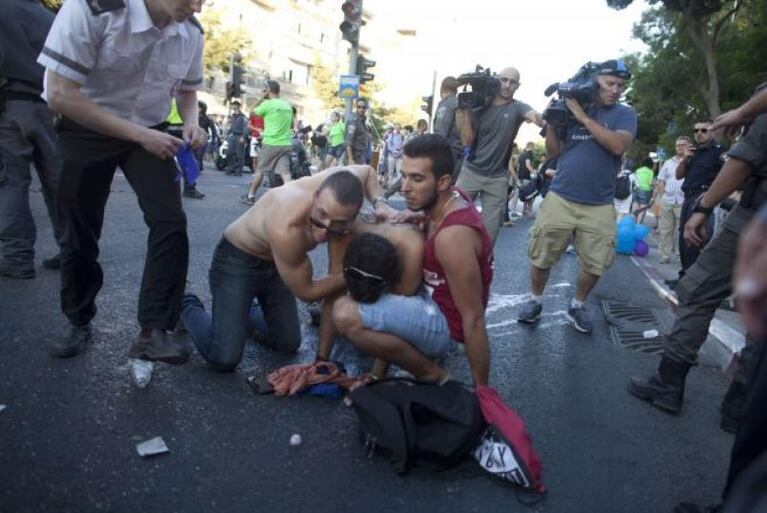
[608,327,664,354]
[601,300,671,353]
[602,301,657,324]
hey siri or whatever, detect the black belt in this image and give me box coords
[58,116,168,135]
[0,90,45,103]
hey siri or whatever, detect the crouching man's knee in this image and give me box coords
[332,296,362,337]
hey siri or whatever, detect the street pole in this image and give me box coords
[429,69,437,129]
[345,41,359,123]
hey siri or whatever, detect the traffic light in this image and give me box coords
[356,55,375,84]
[340,0,362,43]
[231,63,244,98]
[421,95,433,115]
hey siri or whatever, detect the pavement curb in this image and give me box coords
[629,254,745,371]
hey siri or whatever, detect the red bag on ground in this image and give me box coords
[473,386,546,494]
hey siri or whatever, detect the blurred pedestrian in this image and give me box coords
[0,0,63,279]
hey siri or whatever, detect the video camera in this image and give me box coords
[457,66,500,111]
[542,62,601,129]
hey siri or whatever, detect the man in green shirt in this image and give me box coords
[633,157,655,207]
[324,111,346,169]
[253,80,293,188]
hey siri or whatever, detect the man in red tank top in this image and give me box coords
[333,135,494,386]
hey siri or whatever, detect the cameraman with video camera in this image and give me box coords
[518,59,637,334]
[456,67,542,244]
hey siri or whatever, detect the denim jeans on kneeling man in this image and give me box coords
[181,238,301,372]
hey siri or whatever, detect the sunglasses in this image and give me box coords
[693,128,709,133]
[309,217,351,236]
[344,266,386,284]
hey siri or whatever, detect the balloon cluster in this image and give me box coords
[616,216,650,256]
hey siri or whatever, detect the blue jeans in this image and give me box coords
[181,238,300,371]
[358,288,456,358]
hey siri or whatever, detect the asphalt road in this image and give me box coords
[0,166,734,513]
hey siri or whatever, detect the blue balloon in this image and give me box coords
[616,229,635,254]
[633,224,650,241]
[618,216,635,230]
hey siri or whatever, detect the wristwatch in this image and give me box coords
[692,195,714,216]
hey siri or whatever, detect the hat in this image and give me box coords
[597,59,631,79]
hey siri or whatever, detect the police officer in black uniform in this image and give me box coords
[0,0,62,279]
[629,88,767,434]
[224,100,247,176]
[38,0,207,362]
[669,119,725,285]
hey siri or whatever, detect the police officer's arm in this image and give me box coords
[564,98,633,156]
[711,88,767,134]
[684,157,754,247]
[675,147,695,179]
[46,72,183,159]
[435,225,489,386]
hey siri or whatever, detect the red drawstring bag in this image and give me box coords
[474,386,546,495]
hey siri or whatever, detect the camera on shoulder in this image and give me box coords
[542,61,601,129]
[456,65,500,111]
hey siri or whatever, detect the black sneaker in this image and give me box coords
[183,187,205,199]
[240,194,256,206]
[42,254,61,270]
[50,324,93,358]
[517,300,543,324]
[0,264,35,279]
[128,329,189,365]
[567,305,593,334]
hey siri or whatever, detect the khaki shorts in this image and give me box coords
[257,144,292,179]
[528,192,616,276]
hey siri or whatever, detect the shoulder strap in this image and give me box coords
[84,0,125,15]
[187,15,204,34]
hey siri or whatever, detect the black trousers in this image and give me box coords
[678,192,715,278]
[724,341,767,500]
[56,118,188,330]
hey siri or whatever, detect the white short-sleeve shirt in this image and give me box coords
[37,0,204,127]
[657,156,686,205]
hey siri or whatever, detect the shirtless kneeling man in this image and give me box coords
[181,166,390,371]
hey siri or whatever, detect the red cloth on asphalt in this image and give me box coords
[267,361,367,396]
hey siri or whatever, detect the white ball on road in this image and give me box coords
[290,434,302,446]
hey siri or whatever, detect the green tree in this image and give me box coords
[310,60,344,112]
[614,0,765,159]
[198,9,251,75]
[609,0,746,117]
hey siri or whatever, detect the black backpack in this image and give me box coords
[347,378,486,474]
[615,174,631,200]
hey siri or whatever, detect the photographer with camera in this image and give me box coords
[517,59,636,334]
[433,77,463,181]
[456,67,542,244]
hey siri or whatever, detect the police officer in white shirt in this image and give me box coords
[38,0,207,363]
